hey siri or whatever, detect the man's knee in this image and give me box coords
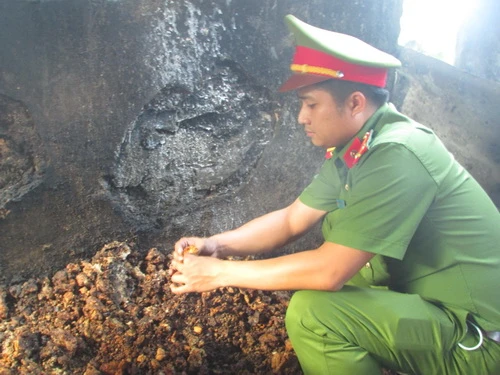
[285,287,374,341]
[285,290,310,334]
[285,290,327,351]
[285,290,341,339]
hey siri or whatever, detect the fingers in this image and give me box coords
[169,264,197,294]
[170,271,184,284]
[175,241,185,255]
[169,237,205,294]
[173,239,188,261]
[170,282,190,294]
[173,238,200,261]
[169,272,189,294]
[168,257,182,273]
[172,249,184,265]
[169,248,196,271]
[168,253,194,288]
[170,239,189,272]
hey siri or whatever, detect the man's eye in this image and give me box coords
[307,103,316,109]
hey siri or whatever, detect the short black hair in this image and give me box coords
[314,79,389,109]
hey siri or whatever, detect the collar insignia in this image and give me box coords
[325,147,336,159]
[343,130,373,168]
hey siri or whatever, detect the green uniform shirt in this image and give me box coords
[299,103,500,331]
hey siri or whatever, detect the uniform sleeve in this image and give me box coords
[326,143,438,260]
[299,159,342,212]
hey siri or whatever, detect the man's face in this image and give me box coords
[296,86,356,148]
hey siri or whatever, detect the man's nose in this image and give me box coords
[297,107,308,126]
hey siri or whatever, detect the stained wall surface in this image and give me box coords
[1,0,498,284]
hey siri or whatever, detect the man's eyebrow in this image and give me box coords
[297,93,313,100]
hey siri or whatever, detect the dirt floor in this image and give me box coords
[0,241,398,375]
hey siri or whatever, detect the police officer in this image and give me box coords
[169,15,500,374]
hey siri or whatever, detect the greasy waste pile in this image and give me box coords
[0,242,300,374]
[0,241,400,375]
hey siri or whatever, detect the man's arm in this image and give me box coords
[170,199,375,293]
[170,241,375,293]
[212,198,326,257]
[175,198,327,259]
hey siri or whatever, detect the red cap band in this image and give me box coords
[290,46,388,88]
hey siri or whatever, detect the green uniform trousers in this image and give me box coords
[285,287,500,374]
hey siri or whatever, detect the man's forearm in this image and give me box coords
[216,243,375,291]
[210,208,295,257]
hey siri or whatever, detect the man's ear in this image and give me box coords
[346,91,367,117]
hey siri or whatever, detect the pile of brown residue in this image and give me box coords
[0,241,401,375]
[0,242,299,374]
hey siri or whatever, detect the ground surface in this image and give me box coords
[0,242,300,374]
[0,242,398,375]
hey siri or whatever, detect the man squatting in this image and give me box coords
[169,15,500,374]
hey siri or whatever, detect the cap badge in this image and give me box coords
[343,130,373,168]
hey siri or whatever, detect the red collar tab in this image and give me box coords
[325,147,335,159]
[343,130,373,168]
[291,46,389,88]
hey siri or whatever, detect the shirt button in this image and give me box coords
[365,262,371,268]
[345,184,349,191]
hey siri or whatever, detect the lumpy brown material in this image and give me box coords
[0,242,300,374]
[0,241,400,374]
[183,245,200,256]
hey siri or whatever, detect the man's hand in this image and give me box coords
[170,237,220,264]
[169,237,224,294]
[169,252,226,294]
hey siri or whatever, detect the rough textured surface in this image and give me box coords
[104,62,277,231]
[0,242,298,374]
[1,2,497,373]
[0,2,497,373]
[456,0,500,82]
[0,0,403,284]
[0,242,399,375]
[0,95,44,213]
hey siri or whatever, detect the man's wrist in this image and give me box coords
[217,260,232,288]
[207,235,227,258]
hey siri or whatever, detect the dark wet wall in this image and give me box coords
[1,0,499,285]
